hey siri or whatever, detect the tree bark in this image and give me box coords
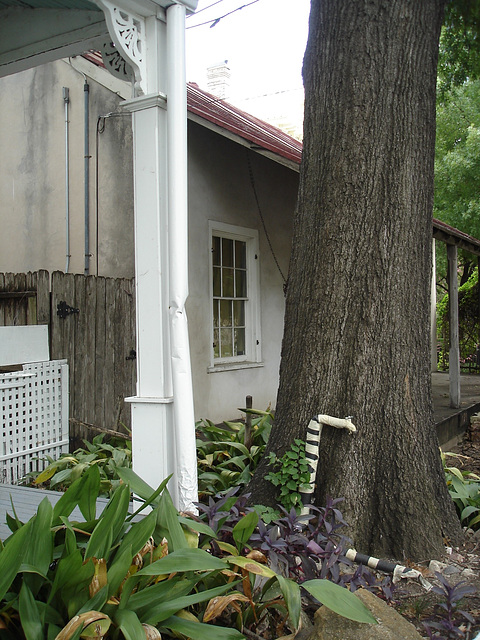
[248,0,462,560]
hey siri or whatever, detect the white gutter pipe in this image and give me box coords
[166,3,198,513]
[63,87,70,273]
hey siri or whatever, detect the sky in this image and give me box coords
[185,0,311,104]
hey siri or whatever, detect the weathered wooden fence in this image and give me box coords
[0,271,136,437]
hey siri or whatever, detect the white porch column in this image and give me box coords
[447,244,460,409]
[96,0,198,511]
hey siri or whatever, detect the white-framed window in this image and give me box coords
[208,221,262,370]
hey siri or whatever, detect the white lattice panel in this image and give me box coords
[0,360,69,484]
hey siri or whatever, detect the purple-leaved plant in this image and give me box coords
[423,572,476,639]
[196,489,394,601]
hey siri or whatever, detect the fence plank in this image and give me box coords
[125,277,136,431]
[51,271,76,421]
[104,278,116,429]
[0,273,5,326]
[36,270,50,326]
[73,274,86,426]
[3,274,17,325]
[84,276,97,425]
[14,273,27,326]
[25,272,37,325]
[95,276,106,428]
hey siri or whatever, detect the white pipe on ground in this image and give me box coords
[300,414,356,515]
[166,3,198,513]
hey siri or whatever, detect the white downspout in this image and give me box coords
[166,3,198,512]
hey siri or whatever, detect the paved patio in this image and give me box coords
[0,483,109,541]
[433,372,480,446]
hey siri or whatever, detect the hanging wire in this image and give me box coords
[187,0,260,28]
[187,0,228,17]
[246,149,287,290]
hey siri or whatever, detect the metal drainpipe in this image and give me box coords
[84,81,90,275]
[166,3,198,512]
[63,86,70,273]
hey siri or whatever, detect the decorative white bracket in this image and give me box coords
[96,0,146,94]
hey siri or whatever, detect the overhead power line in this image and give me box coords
[187,0,228,17]
[186,0,260,29]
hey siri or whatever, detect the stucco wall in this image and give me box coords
[187,122,296,421]
[0,59,299,423]
[0,59,134,277]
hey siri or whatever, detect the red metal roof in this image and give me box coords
[82,52,480,252]
[187,83,303,164]
[82,51,302,165]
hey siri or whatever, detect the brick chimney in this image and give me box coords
[207,61,231,99]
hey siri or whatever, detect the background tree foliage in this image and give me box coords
[435,79,480,241]
[438,0,480,95]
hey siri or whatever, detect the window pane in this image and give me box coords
[235,240,246,269]
[212,236,221,266]
[223,268,234,297]
[213,267,221,297]
[213,329,219,359]
[222,238,234,267]
[234,328,245,356]
[221,328,233,358]
[220,299,232,327]
[233,300,245,327]
[213,300,219,328]
[235,269,247,298]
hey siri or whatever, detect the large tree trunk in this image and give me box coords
[249,0,462,560]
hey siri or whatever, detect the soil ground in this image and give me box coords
[389,423,480,639]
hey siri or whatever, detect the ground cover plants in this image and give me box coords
[0,465,376,639]
[196,408,272,498]
[422,572,476,639]
[14,410,480,638]
[443,451,480,531]
[21,434,132,497]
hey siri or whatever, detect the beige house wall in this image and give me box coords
[0,59,298,423]
[0,59,134,278]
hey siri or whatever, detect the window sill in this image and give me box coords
[207,361,264,373]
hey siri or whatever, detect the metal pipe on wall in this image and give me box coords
[63,86,70,273]
[84,81,90,275]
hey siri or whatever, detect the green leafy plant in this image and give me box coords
[0,466,376,639]
[195,491,379,637]
[437,268,480,371]
[196,408,272,498]
[442,451,480,530]
[264,439,311,512]
[21,434,132,496]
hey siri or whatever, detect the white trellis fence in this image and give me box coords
[0,360,69,484]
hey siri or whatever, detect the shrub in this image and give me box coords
[0,467,376,639]
[21,434,132,496]
[196,409,272,498]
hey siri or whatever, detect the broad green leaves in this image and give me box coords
[302,579,378,624]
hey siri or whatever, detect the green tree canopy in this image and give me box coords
[438,0,480,95]
[435,79,480,240]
